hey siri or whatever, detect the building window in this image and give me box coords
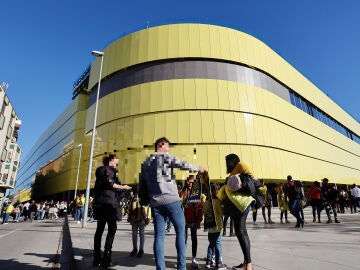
[5,164,10,169]
[6,126,13,139]
[1,149,7,162]
[6,151,12,163]
[0,114,4,130]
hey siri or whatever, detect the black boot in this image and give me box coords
[101,250,113,268]
[92,250,102,267]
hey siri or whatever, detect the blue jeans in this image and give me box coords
[2,213,10,223]
[207,232,222,265]
[76,207,84,221]
[289,199,303,224]
[153,201,186,270]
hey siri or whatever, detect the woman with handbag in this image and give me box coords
[217,154,255,270]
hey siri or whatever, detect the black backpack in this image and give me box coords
[238,174,265,209]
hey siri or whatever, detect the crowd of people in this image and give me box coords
[2,136,360,270]
[0,199,69,224]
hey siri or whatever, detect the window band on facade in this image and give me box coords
[88,58,360,144]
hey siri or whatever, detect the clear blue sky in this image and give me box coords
[1,0,359,158]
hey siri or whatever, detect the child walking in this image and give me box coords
[203,183,226,270]
[128,189,151,258]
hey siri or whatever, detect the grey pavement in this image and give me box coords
[69,208,360,270]
[0,218,64,269]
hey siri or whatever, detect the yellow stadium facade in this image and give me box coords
[12,23,360,201]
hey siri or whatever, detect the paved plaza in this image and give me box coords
[69,208,360,270]
[0,207,359,269]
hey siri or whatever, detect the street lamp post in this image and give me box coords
[83,50,104,228]
[74,143,83,200]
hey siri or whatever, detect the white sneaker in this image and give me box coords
[253,221,258,225]
[191,258,199,268]
[77,221,80,224]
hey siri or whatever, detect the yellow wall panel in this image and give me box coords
[252,116,265,146]
[201,111,215,143]
[167,24,179,58]
[123,117,134,149]
[142,114,155,146]
[244,113,255,144]
[113,90,123,119]
[139,84,151,114]
[183,80,197,109]
[224,112,237,143]
[217,81,230,110]
[161,80,174,111]
[138,29,149,63]
[219,27,231,60]
[165,112,178,143]
[234,112,247,144]
[129,32,141,65]
[172,80,185,110]
[188,24,201,57]
[177,111,190,143]
[157,26,168,59]
[207,145,222,181]
[133,116,144,147]
[195,80,208,109]
[178,25,190,57]
[121,88,131,117]
[227,82,240,111]
[238,85,250,112]
[147,27,159,61]
[212,111,226,142]
[209,26,221,58]
[198,25,211,56]
[246,85,257,113]
[154,113,166,139]
[130,87,141,116]
[206,81,219,109]
[150,84,163,112]
[188,111,203,142]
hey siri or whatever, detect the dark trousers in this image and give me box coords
[185,227,198,258]
[94,205,117,253]
[223,214,234,235]
[233,207,251,264]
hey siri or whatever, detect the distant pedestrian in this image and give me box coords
[307,181,322,223]
[76,193,85,224]
[2,201,13,224]
[259,179,275,224]
[284,175,304,228]
[28,200,37,222]
[350,184,360,212]
[321,179,340,223]
[276,183,290,224]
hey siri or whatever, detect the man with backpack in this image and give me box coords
[284,175,304,228]
[139,137,206,270]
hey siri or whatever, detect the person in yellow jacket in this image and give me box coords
[217,154,254,270]
[2,201,14,224]
[203,183,226,269]
[76,193,86,224]
[259,180,275,224]
[128,188,151,258]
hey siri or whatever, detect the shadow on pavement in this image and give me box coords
[0,253,60,269]
[74,247,196,269]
